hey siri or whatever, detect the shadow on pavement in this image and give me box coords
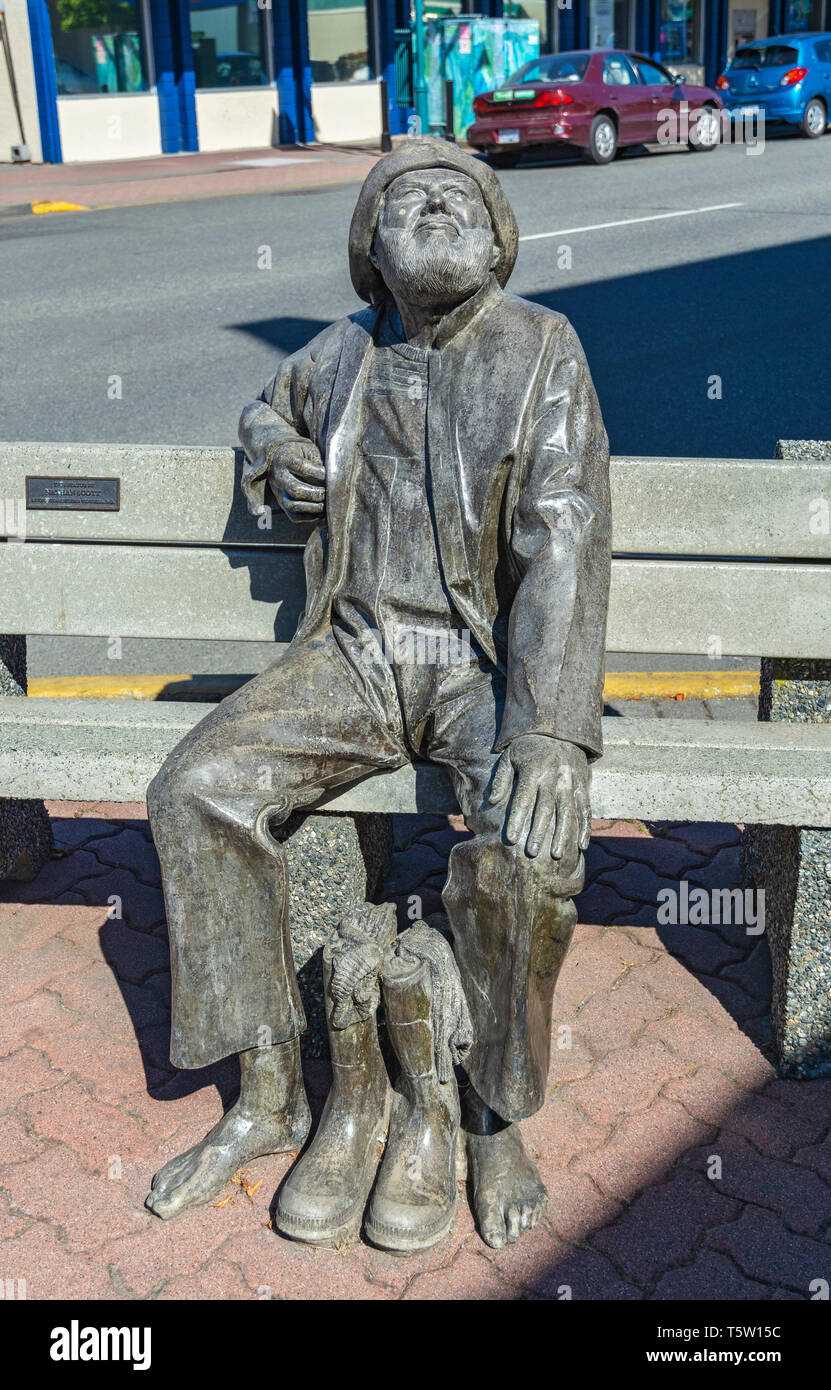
[229,233,831,458]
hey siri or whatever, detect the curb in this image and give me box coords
[31,200,89,215]
[0,203,35,220]
[28,670,761,703]
[28,674,237,701]
[604,671,759,701]
[0,200,89,221]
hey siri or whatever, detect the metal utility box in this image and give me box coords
[424,15,540,137]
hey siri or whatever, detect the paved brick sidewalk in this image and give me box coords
[0,145,381,213]
[1,801,829,1300]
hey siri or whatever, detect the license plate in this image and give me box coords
[732,105,760,118]
[497,129,520,144]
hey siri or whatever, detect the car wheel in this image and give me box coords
[688,105,720,151]
[584,114,617,165]
[801,97,826,137]
[488,150,520,169]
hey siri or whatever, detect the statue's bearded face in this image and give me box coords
[371,168,497,309]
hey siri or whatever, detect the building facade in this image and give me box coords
[4,0,831,162]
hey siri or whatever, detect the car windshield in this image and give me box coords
[731,44,800,68]
[501,53,590,86]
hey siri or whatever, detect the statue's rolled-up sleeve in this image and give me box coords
[237,340,320,517]
[498,319,611,761]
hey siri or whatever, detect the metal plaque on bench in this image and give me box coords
[25,476,120,512]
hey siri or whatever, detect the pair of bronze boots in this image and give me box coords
[276,904,472,1252]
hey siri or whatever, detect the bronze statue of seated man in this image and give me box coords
[145,136,611,1252]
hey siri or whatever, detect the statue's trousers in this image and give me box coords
[442,837,581,1121]
[148,628,583,1121]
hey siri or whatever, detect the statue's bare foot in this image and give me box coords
[146,1041,311,1220]
[146,1097,310,1220]
[467,1123,548,1249]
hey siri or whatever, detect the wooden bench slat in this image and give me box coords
[0,542,828,656]
[3,444,830,558]
[1,700,828,825]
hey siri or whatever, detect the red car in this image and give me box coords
[467,49,723,166]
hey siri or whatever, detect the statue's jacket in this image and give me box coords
[239,274,612,761]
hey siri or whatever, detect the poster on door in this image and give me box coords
[590,0,616,48]
[732,8,757,50]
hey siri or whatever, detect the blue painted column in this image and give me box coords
[376,0,408,135]
[768,0,787,32]
[635,0,656,54]
[557,0,589,51]
[26,0,61,162]
[171,0,198,150]
[703,0,729,85]
[543,0,554,53]
[273,0,313,144]
[150,0,198,152]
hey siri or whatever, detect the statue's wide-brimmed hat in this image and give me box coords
[348,136,519,303]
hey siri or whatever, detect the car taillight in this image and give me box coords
[472,94,492,116]
[716,74,730,90]
[780,66,808,85]
[533,88,574,107]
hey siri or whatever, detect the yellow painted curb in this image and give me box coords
[29,674,191,700]
[28,670,761,703]
[604,671,759,701]
[30,200,90,215]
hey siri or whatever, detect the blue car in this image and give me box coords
[716,33,831,136]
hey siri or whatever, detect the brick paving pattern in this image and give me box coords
[1,796,829,1301]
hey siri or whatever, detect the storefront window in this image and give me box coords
[504,1,548,51]
[308,0,374,82]
[47,0,150,94]
[190,0,269,88]
[589,0,632,49]
[656,0,701,64]
[786,0,824,30]
[422,1,462,18]
[727,2,768,60]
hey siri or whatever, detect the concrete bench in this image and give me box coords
[0,441,829,1074]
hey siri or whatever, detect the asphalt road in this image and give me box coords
[4,130,829,677]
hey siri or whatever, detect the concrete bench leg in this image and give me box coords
[0,637,52,882]
[273,808,393,1060]
[744,658,831,1078]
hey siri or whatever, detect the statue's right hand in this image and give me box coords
[267,439,326,522]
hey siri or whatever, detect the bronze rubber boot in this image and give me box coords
[276,903,395,1246]
[365,923,472,1253]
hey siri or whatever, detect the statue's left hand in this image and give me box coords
[488,734,591,868]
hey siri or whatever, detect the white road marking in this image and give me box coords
[518,202,745,242]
